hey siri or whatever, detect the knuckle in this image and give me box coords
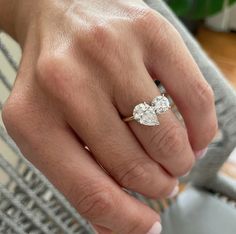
[90,24,112,47]
[36,54,73,100]
[80,23,117,57]
[153,124,187,156]
[132,7,180,51]
[156,19,179,46]
[77,23,125,77]
[36,54,95,109]
[152,124,194,176]
[115,160,152,190]
[133,8,157,28]
[73,184,114,221]
[133,8,175,36]
[36,54,61,85]
[155,16,174,34]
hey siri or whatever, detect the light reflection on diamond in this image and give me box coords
[152,96,170,115]
[133,102,159,126]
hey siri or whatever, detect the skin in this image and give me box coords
[0,0,218,233]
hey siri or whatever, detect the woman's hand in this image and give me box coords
[1,0,217,233]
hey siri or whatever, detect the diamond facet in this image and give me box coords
[133,102,159,126]
[152,96,170,115]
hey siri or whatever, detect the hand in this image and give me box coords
[1,0,217,233]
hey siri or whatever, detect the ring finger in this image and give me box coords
[115,66,195,177]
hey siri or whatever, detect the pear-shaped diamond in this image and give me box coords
[133,102,159,126]
[152,95,170,115]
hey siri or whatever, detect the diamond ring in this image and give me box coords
[123,95,170,126]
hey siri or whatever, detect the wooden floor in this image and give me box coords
[197,27,236,88]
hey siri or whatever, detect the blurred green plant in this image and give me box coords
[166,0,236,19]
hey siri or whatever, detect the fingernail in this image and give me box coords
[183,171,190,177]
[147,222,162,234]
[194,147,208,159]
[168,185,179,198]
